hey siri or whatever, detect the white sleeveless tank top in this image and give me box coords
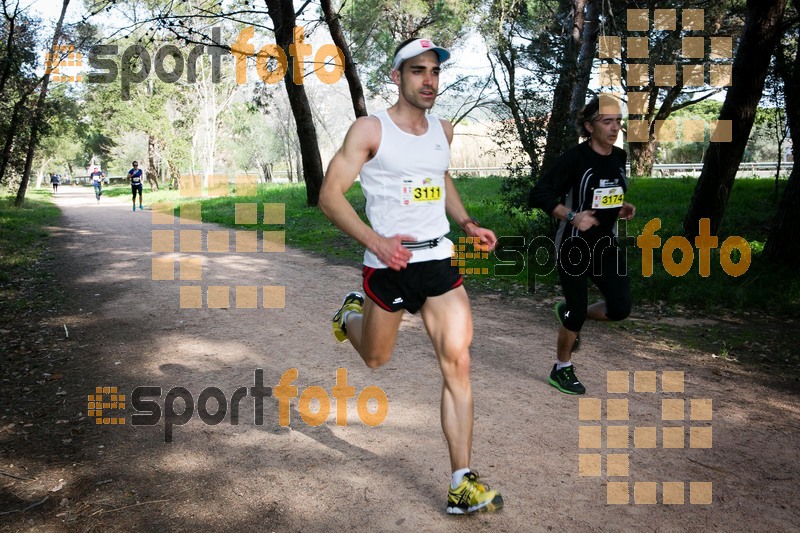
[359,110,453,268]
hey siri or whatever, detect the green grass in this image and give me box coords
[0,190,61,282]
[0,190,62,321]
[4,179,797,377]
[622,176,799,315]
[80,177,800,316]
[99,184,177,204]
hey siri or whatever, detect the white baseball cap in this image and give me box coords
[392,38,450,71]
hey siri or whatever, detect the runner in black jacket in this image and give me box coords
[529,95,636,395]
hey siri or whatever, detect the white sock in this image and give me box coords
[451,467,471,489]
[556,360,572,370]
[342,310,357,328]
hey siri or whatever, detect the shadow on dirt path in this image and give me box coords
[1,186,798,532]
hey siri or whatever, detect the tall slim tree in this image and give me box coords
[540,0,587,175]
[320,0,367,118]
[683,0,787,237]
[765,0,800,265]
[15,0,70,207]
[569,0,601,120]
[0,4,41,187]
[0,0,22,99]
[265,0,325,205]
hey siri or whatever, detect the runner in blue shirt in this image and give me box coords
[90,167,105,202]
[128,161,144,211]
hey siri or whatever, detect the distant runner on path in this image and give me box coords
[128,161,144,212]
[90,167,105,202]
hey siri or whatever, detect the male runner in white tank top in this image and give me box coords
[319,37,503,515]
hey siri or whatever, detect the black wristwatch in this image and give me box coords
[565,211,577,223]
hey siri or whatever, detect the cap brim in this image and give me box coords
[392,39,451,70]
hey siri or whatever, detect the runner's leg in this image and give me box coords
[346,298,403,368]
[419,286,473,471]
[556,264,588,362]
[589,244,631,322]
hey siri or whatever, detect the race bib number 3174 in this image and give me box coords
[592,187,624,209]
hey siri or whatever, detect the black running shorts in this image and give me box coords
[362,258,463,314]
[132,183,143,197]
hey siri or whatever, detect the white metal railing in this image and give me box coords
[448,161,794,178]
[50,161,794,185]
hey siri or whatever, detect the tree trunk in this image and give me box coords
[295,147,303,182]
[540,0,585,175]
[147,135,160,191]
[265,0,324,206]
[629,141,655,177]
[0,5,19,100]
[167,159,182,189]
[320,0,367,118]
[36,157,51,188]
[492,46,539,169]
[766,163,800,265]
[0,96,27,185]
[255,155,273,183]
[683,0,787,237]
[14,0,70,207]
[569,0,601,120]
[765,0,800,265]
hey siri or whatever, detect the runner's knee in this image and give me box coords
[362,350,392,369]
[563,306,586,332]
[605,296,631,321]
[439,349,471,384]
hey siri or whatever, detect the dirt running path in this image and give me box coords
[2,185,799,532]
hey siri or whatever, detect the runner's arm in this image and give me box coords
[319,117,414,270]
[529,148,598,231]
[439,119,497,251]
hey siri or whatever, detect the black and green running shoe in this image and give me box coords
[548,363,586,395]
[554,301,580,352]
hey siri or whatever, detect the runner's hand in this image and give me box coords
[465,224,497,252]
[573,210,600,231]
[619,202,636,221]
[376,234,414,271]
